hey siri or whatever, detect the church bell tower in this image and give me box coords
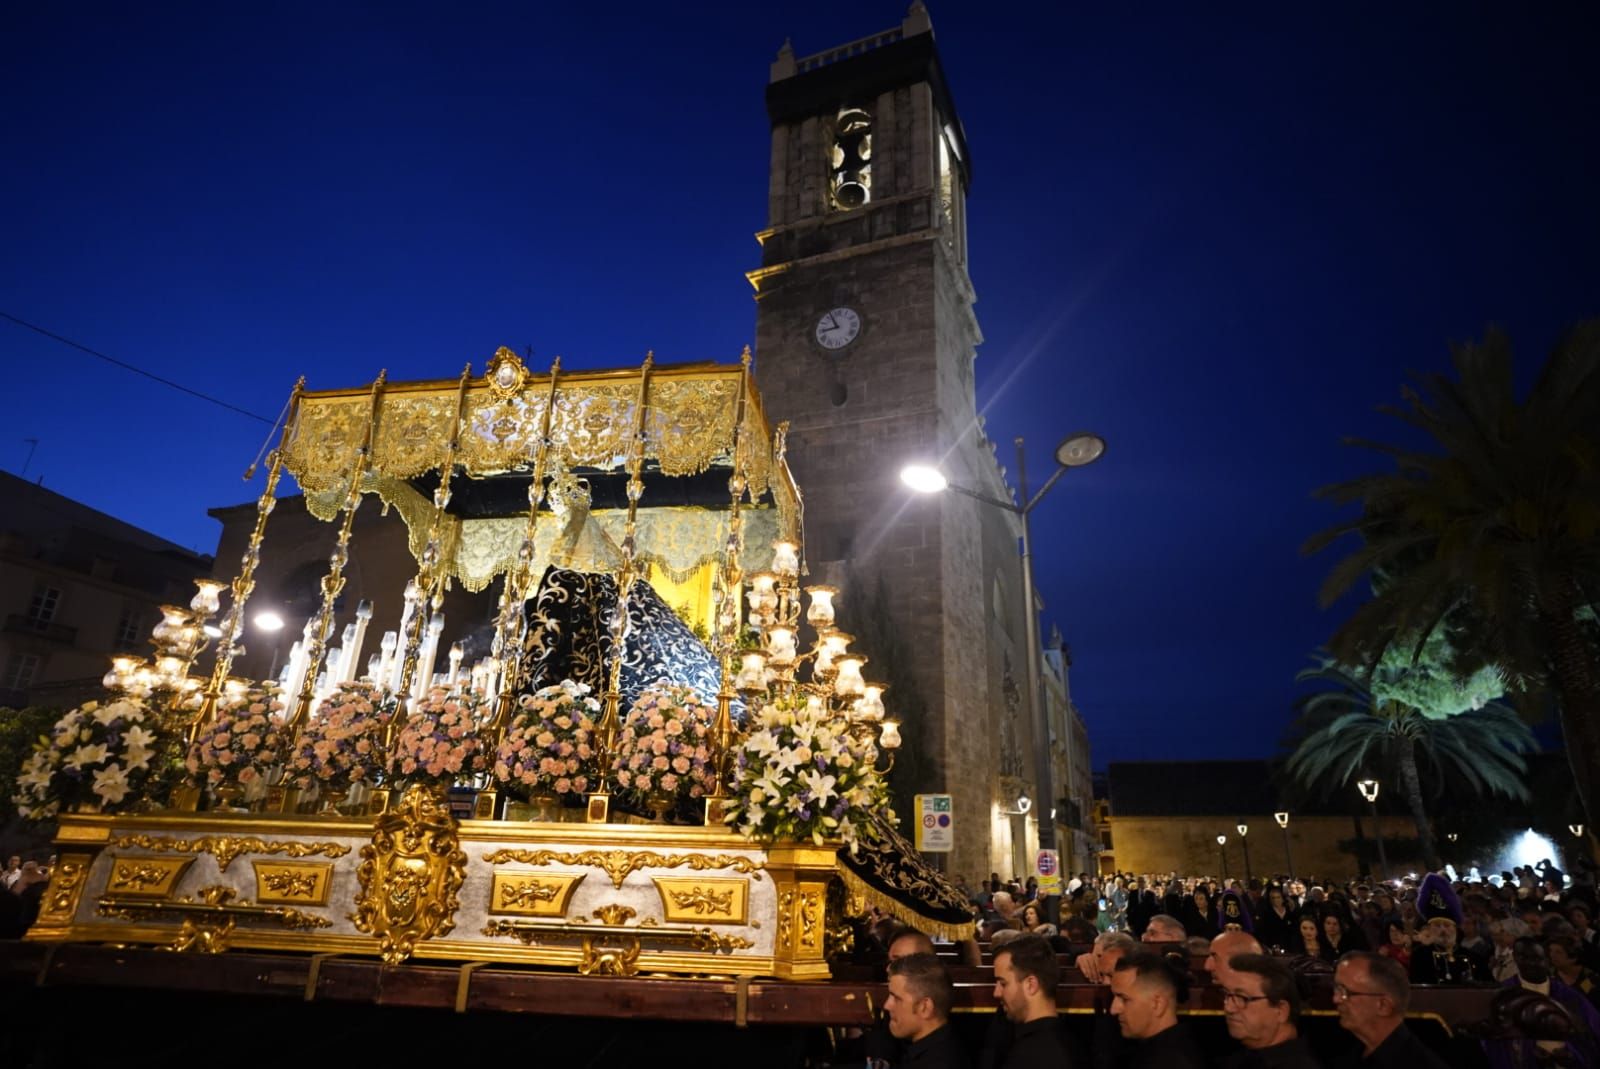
[750,4,1035,880]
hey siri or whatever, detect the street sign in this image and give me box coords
[914,794,954,852]
[1035,849,1062,895]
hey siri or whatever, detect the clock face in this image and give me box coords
[815,307,862,351]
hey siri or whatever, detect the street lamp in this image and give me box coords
[1217,834,1228,880]
[1274,811,1294,883]
[899,432,1106,885]
[1357,779,1389,881]
[1237,822,1252,885]
[253,610,288,678]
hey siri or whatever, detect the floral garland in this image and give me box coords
[289,680,396,791]
[12,697,163,818]
[611,681,717,810]
[724,697,890,849]
[185,684,288,790]
[388,687,491,790]
[493,679,601,798]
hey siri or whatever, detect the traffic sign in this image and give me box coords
[914,794,953,852]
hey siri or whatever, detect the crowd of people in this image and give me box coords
[834,859,1600,1068]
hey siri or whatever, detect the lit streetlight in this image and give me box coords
[1217,834,1228,880]
[1357,779,1389,881]
[900,431,1106,907]
[1237,822,1251,885]
[1274,811,1294,883]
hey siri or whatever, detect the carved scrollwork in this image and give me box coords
[482,848,764,890]
[109,834,351,872]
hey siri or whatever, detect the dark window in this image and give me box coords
[3,652,41,690]
[1101,830,1114,850]
[114,605,144,650]
[28,586,61,624]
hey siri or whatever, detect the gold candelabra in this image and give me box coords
[730,539,902,773]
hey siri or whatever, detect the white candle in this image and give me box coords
[414,613,444,701]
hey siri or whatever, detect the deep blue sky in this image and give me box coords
[4,3,1597,767]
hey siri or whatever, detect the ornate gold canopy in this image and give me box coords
[276,350,801,590]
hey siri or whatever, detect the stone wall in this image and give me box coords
[1106,813,1425,882]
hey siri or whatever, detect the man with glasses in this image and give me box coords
[1331,951,1447,1068]
[1219,953,1321,1067]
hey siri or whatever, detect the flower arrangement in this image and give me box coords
[611,681,717,811]
[12,697,164,818]
[289,680,396,791]
[388,687,491,790]
[493,679,601,798]
[724,697,890,848]
[185,684,288,790]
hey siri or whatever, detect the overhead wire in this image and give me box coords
[1,310,274,424]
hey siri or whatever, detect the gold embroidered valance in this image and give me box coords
[283,352,801,588]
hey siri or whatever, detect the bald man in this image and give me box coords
[1206,930,1264,983]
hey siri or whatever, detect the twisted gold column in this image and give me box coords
[707,348,754,822]
[289,372,387,734]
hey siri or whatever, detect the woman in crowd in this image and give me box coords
[1378,918,1414,971]
[1183,887,1219,940]
[1295,909,1328,959]
[1320,906,1367,961]
[1020,902,1058,938]
[1254,883,1297,952]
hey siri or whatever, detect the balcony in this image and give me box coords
[4,614,78,644]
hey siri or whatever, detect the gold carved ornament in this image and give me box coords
[109,834,351,873]
[669,887,734,916]
[481,848,764,890]
[262,871,320,898]
[352,784,468,965]
[35,855,90,929]
[98,885,332,953]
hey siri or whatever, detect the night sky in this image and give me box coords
[4,3,1597,767]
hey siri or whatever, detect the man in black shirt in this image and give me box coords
[990,934,1076,1069]
[887,953,971,1069]
[1219,953,1321,1068]
[1330,951,1447,1068]
[1109,947,1209,1068]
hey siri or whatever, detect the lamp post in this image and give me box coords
[1217,834,1228,880]
[1357,779,1388,881]
[1274,811,1294,883]
[900,432,1106,906]
[1237,822,1251,885]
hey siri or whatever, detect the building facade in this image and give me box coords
[0,470,212,710]
[1042,634,1096,877]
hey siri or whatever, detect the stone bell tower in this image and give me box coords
[750,4,1037,881]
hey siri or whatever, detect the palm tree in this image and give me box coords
[1285,657,1536,869]
[1305,323,1600,830]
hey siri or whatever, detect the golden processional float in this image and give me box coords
[23,348,975,977]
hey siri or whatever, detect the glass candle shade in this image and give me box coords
[879,720,902,749]
[771,541,800,579]
[834,656,866,697]
[190,579,227,616]
[804,586,837,630]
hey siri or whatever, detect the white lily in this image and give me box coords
[93,763,130,804]
[68,743,109,769]
[800,769,838,807]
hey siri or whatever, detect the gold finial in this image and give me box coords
[461,363,473,377]
[549,355,562,373]
[374,369,388,385]
[740,345,753,367]
[643,350,654,369]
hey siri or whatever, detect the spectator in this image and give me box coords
[1143,913,1186,944]
[1294,911,1328,959]
[1486,938,1600,1069]
[884,953,969,1069]
[1547,934,1600,1011]
[1321,909,1366,961]
[1332,951,1447,1068]
[1219,953,1321,1068]
[1376,920,1412,972]
[1256,885,1296,953]
[0,855,21,890]
[1206,930,1265,984]
[1075,930,1137,984]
